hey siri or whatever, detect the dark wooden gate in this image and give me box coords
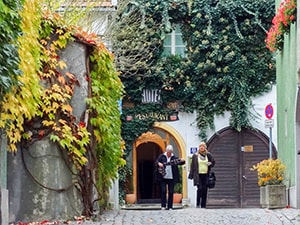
[206,127,277,208]
[137,142,161,203]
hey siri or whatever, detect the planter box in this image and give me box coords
[260,185,286,209]
[173,193,182,203]
[125,194,136,204]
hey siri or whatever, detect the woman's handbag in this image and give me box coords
[207,171,216,189]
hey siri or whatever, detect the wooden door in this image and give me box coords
[136,142,161,203]
[206,127,277,208]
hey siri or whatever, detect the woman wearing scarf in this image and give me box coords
[188,141,215,208]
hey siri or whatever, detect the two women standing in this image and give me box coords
[155,142,215,209]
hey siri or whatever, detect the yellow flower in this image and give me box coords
[251,159,286,186]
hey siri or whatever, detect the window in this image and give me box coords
[163,25,186,56]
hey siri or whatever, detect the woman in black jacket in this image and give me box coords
[155,144,185,210]
[188,141,215,208]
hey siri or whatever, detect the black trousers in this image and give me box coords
[160,179,174,209]
[197,174,208,208]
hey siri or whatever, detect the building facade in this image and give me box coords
[275,0,299,208]
[93,0,281,209]
[123,88,277,208]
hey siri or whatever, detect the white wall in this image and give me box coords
[165,85,277,206]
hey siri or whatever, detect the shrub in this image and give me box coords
[251,159,286,186]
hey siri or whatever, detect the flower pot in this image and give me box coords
[260,185,286,209]
[125,193,136,204]
[173,193,182,203]
[260,186,267,208]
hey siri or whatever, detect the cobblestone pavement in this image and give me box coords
[69,207,300,225]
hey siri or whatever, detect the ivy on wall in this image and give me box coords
[0,0,24,101]
[0,1,124,216]
[0,0,42,151]
[110,0,276,141]
[110,0,277,200]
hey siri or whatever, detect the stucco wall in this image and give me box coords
[7,41,88,222]
[165,87,277,206]
[276,21,297,200]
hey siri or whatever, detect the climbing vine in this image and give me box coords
[0,0,24,101]
[109,0,276,141]
[108,0,277,200]
[0,1,124,217]
[0,0,42,151]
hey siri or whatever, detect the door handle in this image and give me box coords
[242,175,247,180]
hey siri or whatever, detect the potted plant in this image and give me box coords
[265,0,296,52]
[119,164,136,205]
[173,166,183,203]
[124,166,136,204]
[251,158,286,209]
[173,183,182,203]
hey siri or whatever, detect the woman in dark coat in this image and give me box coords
[155,144,185,210]
[188,141,215,208]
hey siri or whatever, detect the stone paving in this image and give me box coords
[69,207,300,225]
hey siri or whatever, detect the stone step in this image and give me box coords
[121,203,184,210]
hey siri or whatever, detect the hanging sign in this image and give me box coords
[265,119,274,128]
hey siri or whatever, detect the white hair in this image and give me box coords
[166,145,173,151]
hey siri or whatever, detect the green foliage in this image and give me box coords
[0,0,42,151]
[37,12,125,211]
[36,12,90,169]
[174,166,182,193]
[111,0,276,140]
[118,164,133,202]
[0,2,124,215]
[121,104,163,155]
[87,43,125,208]
[0,0,24,101]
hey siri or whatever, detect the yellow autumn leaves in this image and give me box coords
[251,159,286,186]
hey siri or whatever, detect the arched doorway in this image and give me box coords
[206,127,277,208]
[132,123,187,204]
[136,142,161,203]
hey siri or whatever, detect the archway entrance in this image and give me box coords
[206,127,277,208]
[136,142,161,203]
[132,123,187,204]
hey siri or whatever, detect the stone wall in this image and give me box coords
[7,41,89,222]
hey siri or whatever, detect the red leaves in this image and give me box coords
[73,27,98,47]
[79,121,86,128]
[38,130,45,138]
[11,220,59,225]
[265,0,296,52]
[10,216,90,225]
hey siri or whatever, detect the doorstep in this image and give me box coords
[121,203,184,210]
